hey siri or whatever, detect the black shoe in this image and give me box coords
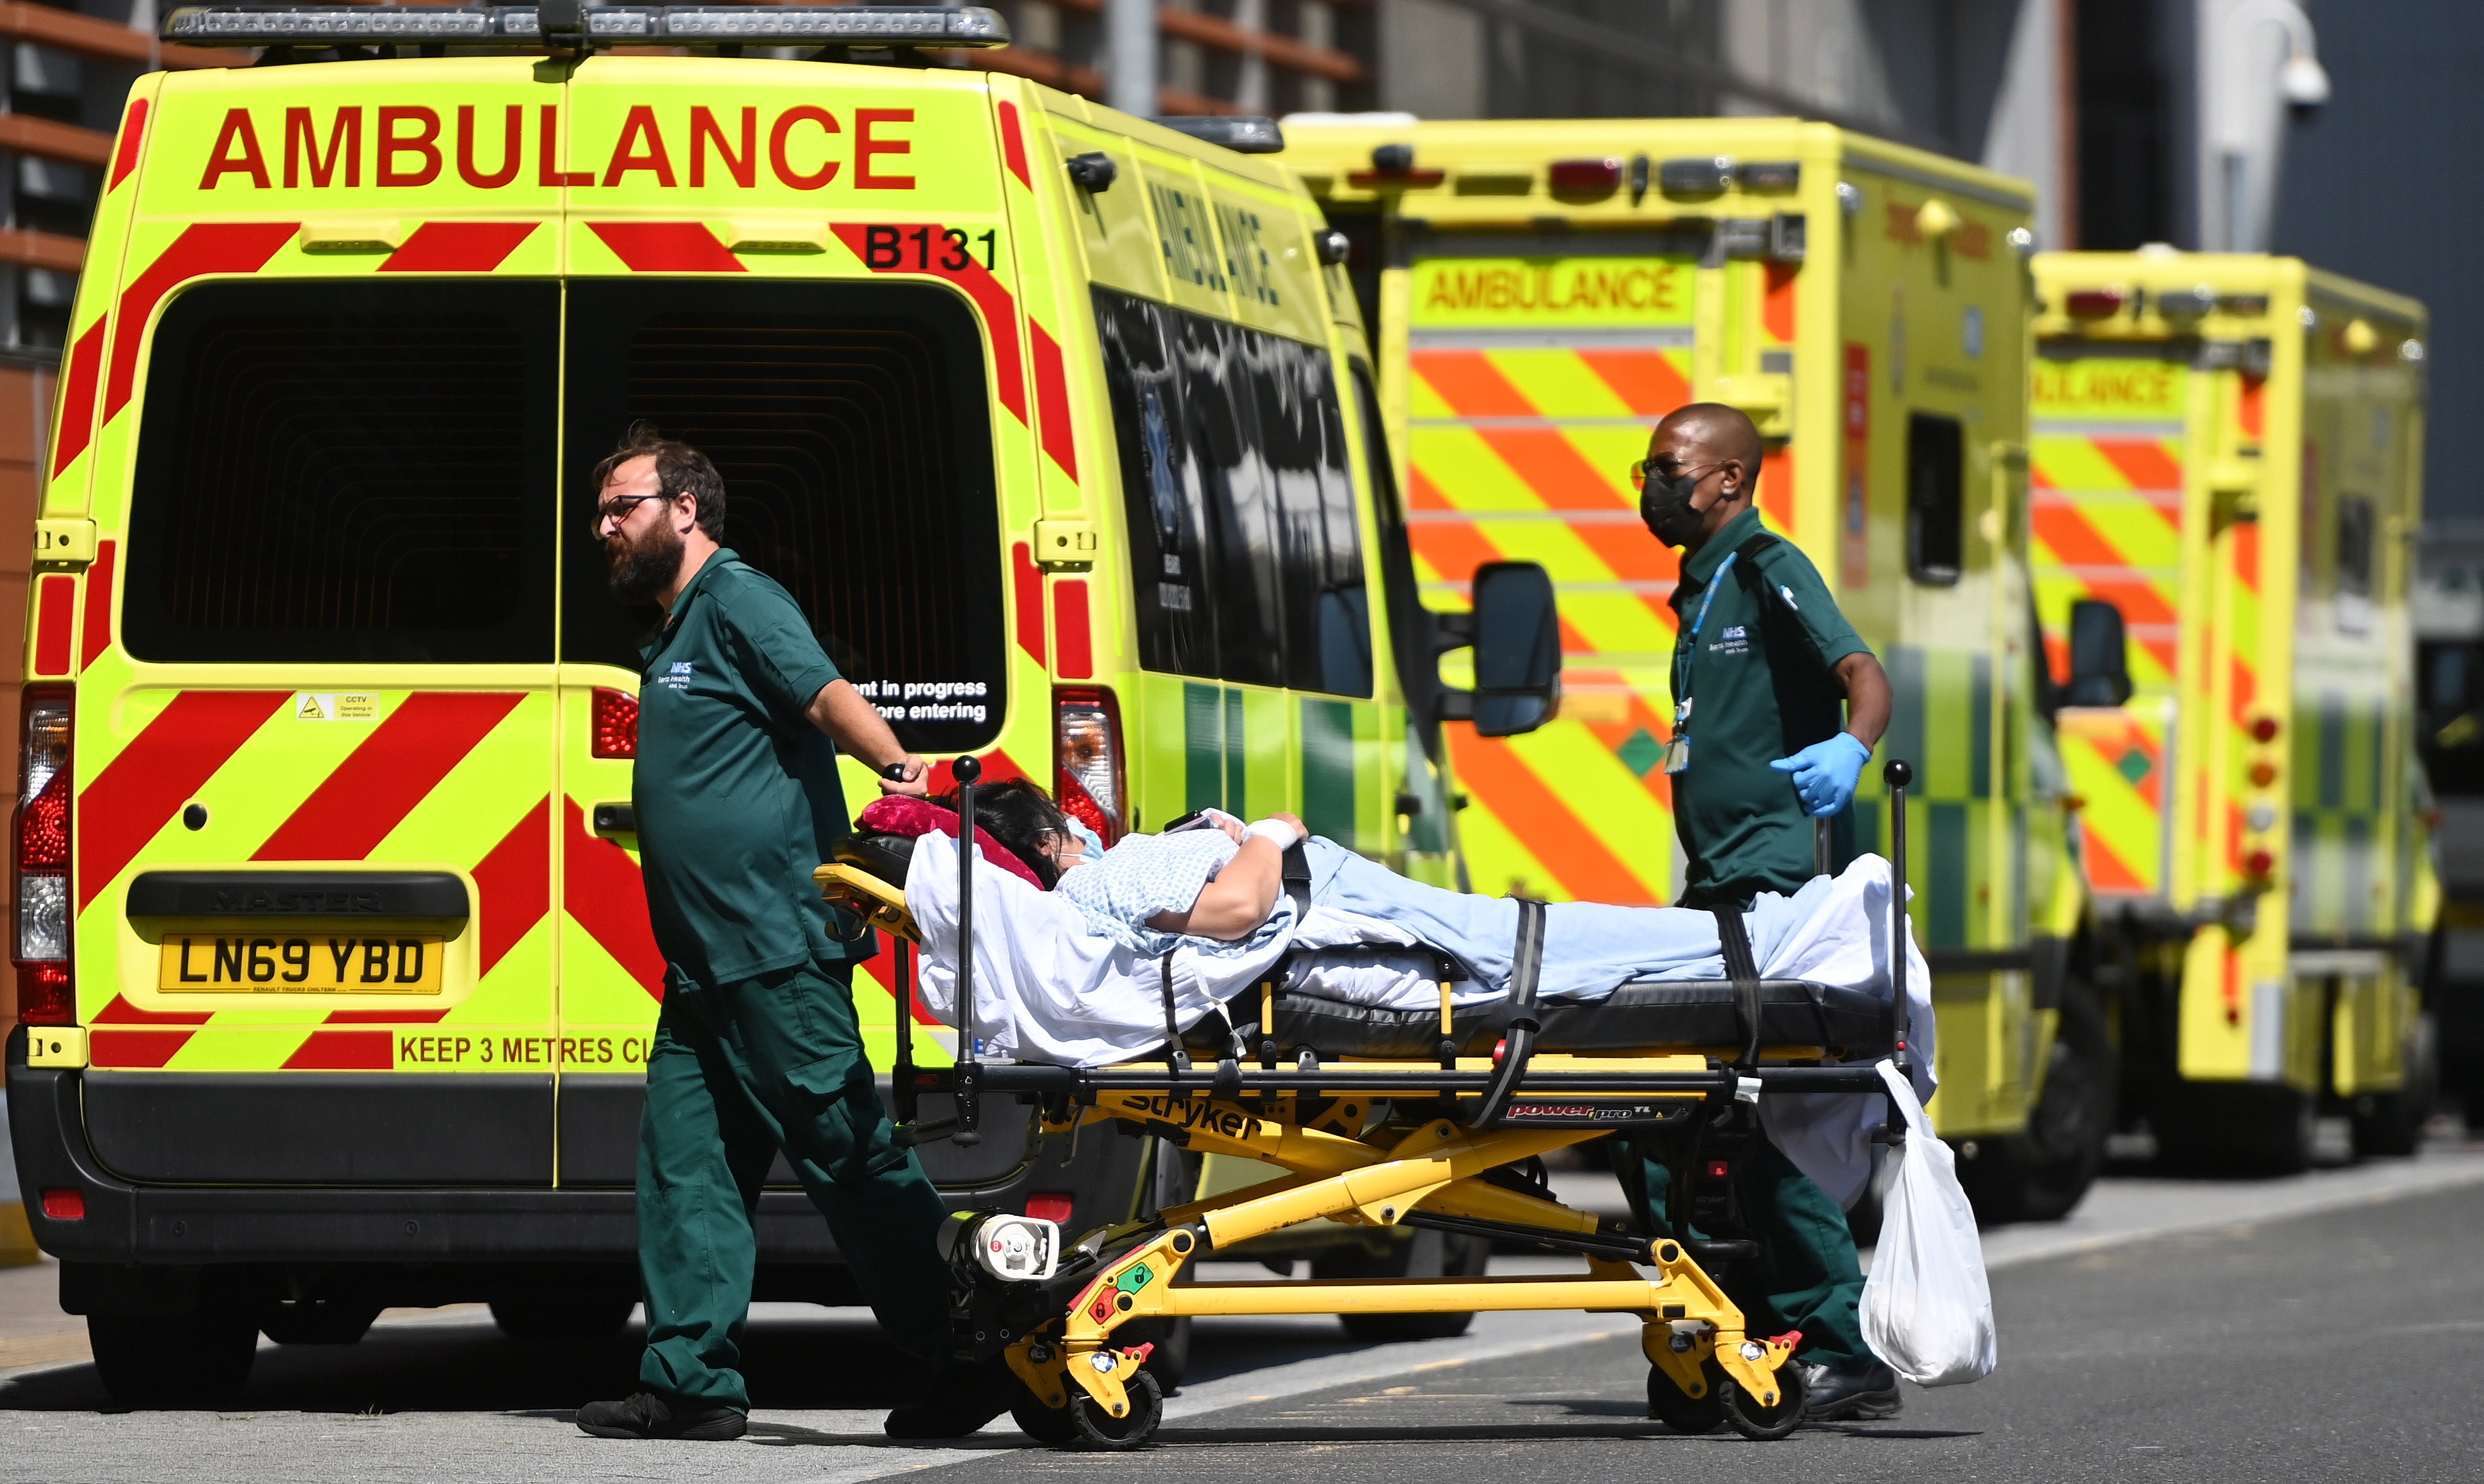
[576,1390,748,1440]
[1799,1360,1901,1421]
[884,1355,1016,1440]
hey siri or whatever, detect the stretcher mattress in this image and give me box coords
[1200,976,1896,1061]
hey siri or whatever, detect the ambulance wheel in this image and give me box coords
[88,1309,257,1408]
[1067,1368,1162,1451]
[1719,1363,1805,1441]
[1645,1361,1724,1434]
[1318,1229,1490,1341]
[2351,1013,2439,1159]
[1008,1385,1080,1447]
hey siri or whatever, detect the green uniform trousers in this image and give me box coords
[636,958,953,1411]
[1637,1139,1872,1371]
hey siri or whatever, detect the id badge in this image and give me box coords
[1662,735,1689,774]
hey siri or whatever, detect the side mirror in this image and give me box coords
[2064,597,2133,707]
[1435,561,1561,738]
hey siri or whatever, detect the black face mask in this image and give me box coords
[1640,467,1712,547]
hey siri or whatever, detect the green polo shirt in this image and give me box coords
[635,549,855,987]
[1667,506,1872,902]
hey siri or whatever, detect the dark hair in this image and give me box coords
[939,778,1075,889]
[592,422,728,540]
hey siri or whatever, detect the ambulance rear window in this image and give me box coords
[560,280,1005,753]
[123,281,559,664]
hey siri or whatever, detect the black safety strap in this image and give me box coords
[1508,899,1547,1031]
[1710,906,1764,1071]
[1281,841,1313,918]
[1158,952,1191,1074]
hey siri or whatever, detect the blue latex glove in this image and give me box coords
[1770,733,1872,818]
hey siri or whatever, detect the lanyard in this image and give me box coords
[1671,551,1738,734]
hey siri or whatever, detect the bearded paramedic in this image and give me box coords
[573,429,1014,1444]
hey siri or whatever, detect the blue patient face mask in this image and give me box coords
[1062,815,1106,862]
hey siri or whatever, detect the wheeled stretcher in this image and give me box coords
[818,758,1924,1449]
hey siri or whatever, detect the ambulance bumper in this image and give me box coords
[5,1029,1127,1269]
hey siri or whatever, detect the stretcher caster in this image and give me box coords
[1645,1362,1723,1435]
[1719,1363,1806,1440]
[1068,1368,1163,1451]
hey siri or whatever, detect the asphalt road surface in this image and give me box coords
[0,1140,2477,1483]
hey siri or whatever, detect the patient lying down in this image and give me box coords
[898,797,1932,1076]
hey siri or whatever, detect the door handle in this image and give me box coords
[591,802,636,838]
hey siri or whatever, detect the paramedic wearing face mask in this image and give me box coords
[571,429,1013,1444]
[1636,402,1903,1423]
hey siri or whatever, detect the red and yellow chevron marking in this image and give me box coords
[2055,698,2173,896]
[75,686,558,1072]
[1404,310,1695,903]
[2028,427,2185,690]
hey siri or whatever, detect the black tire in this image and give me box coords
[2152,1081,2315,1176]
[1009,1380,1081,1447]
[2353,1013,2440,1159]
[1719,1360,1806,1441]
[489,1292,637,1346]
[1067,1366,1162,1451]
[2013,985,2119,1218]
[1645,1359,1724,1435]
[1316,1229,1491,1342]
[88,1310,257,1408]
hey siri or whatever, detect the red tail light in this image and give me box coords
[1025,1192,1075,1225]
[1549,157,1623,193]
[592,688,639,759]
[2065,289,2126,318]
[1055,686,1126,845]
[39,1188,83,1221]
[13,687,73,1025]
[2243,848,2275,880]
[2249,715,2281,743]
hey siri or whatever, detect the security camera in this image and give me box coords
[2280,52,2330,113]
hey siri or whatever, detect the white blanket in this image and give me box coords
[905,834,1935,1205]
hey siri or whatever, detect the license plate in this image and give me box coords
[157,935,445,994]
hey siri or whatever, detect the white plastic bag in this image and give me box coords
[1858,1059,1997,1386]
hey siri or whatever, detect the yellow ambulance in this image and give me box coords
[1277,116,2107,1220]
[5,6,1554,1401]
[2031,250,2437,1168]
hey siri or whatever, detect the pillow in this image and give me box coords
[856,796,1045,889]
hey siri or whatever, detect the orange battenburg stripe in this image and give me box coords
[1446,727,1653,902]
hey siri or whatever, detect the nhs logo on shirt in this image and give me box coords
[1710,624,1752,656]
[658,660,696,692]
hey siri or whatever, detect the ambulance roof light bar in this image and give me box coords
[161,5,1012,50]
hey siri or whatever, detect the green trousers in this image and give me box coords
[1637,1139,1872,1372]
[636,958,954,1411]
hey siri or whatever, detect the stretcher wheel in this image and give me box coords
[1009,1387,1080,1447]
[1645,1361,1723,1434]
[1719,1363,1806,1440]
[1067,1368,1163,1451]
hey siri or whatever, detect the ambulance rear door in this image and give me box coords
[73,58,566,1185]
[550,58,1030,1188]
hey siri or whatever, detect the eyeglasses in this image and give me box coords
[1628,459,1719,492]
[593,492,670,533]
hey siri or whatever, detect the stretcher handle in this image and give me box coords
[1884,758,1913,1085]
[1815,815,1832,878]
[951,753,982,1148]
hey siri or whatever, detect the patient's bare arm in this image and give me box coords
[1147,812,1304,941]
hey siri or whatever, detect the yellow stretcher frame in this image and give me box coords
[815,760,1921,1447]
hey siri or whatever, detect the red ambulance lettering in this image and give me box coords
[855,107,913,189]
[691,105,756,187]
[285,106,360,188]
[539,102,593,186]
[201,107,271,189]
[377,106,442,187]
[458,104,523,189]
[603,104,677,187]
[769,105,839,190]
